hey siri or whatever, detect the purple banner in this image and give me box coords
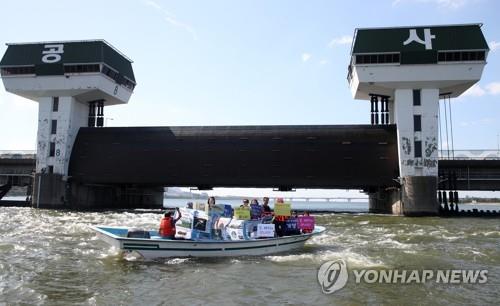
[250,204,263,219]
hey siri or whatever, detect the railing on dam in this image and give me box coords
[4,149,500,160]
[439,150,500,160]
[0,150,36,159]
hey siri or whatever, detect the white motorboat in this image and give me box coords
[90,225,326,259]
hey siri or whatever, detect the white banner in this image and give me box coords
[257,224,275,238]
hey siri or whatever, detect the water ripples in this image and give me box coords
[0,208,499,305]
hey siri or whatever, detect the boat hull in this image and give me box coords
[91,226,325,259]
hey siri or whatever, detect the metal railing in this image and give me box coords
[438,150,500,160]
[0,150,36,159]
[1,149,499,161]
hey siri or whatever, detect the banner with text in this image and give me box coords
[274,203,291,216]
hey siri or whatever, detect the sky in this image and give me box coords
[1,0,500,198]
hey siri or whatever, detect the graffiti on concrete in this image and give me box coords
[402,137,411,155]
[425,136,437,158]
[402,158,437,168]
[423,158,437,168]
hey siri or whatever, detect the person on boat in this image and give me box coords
[207,196,216,209]
[273,198,287,237]
[249,198,262,220]
[186,202,193,209]
[262,197,272,214]
[159,207,182,239]
[240,199,250,208]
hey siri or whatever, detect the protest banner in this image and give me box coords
[233,207,250,220]
[274,203,291,216]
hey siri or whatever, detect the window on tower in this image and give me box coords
[413,90,421,106]
[414,140,422,158]
[49,142,55,157]
[52,97,59,112]
[101,64,136,90]
[51,120,57,135]
[0,66,35,76]
[355,53,400,65]
[437,51,486,62]
[414,115,422,132]
[64,64,100,74]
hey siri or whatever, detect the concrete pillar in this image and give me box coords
[36,96,87,175]
[401,176,439,216]
[34,96,88,208]
[32,173,67,208]
[394,88,439,216]
[368,188,402,214]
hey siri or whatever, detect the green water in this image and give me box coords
[0,207,498,305]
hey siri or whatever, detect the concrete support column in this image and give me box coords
[368,188,402,214]
[32,173,67,208]
[401,176,439,216]
[33,96,88,208]
[394,88,439,216]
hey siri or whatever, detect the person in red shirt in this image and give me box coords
[159,207,182,239]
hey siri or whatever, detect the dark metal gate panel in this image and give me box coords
[68,125,399,189]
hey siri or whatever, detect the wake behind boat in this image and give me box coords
[91,202,325,258]
[91,225,325,259]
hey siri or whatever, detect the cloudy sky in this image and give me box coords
[1,0,499,198]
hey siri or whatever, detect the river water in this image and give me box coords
[0,204,499,305]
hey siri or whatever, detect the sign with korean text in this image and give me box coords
[250,204,262,219]
[257,224,275,238]
[298,216,315,231]
[274,203,291,216]
[285,218,298,231]
[234,208,250,220]
[223,204,233,217]
[352,25,488,54]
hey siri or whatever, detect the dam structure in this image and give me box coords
[0,40,161,208]
[347,24,489,215]
[0,24,492,215]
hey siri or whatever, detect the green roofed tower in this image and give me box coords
[348,24,489,215]
[0,40,136,207]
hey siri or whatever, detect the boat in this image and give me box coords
[91,225,325,259]
[91,204,326,258]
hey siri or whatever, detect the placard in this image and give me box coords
[174,208,193,239]
[274,203,291,216]
[233,208,250,220]
[285,218,298,230]
[194,202,208,213]
[226,219,245,240]
[250,204,263,219]
[257,224,275,238]
[223,204,233,217]
[298,216,315,230]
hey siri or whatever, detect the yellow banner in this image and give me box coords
[274,203,291,216]
[234,208,250,220]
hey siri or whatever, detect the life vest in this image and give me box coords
[159,217,175,237]
[275,215,287,222]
